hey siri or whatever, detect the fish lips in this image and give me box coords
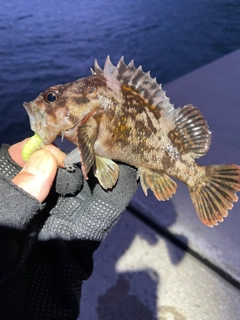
[23,101,37,131]
[23,101,54,144]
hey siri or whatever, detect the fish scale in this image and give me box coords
[23,56,240,227]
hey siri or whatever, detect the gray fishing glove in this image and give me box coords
[0,143,137,320]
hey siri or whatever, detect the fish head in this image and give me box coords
[23,76,102,144]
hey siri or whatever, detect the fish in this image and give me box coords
[23,56,240,227]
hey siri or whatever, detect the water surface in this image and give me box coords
[1,0,240,144]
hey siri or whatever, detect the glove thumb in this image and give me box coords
[12,149,57,202]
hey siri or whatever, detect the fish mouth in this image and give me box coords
[23,101,55,144]
[23,101,39,134]
[23,102,33,121]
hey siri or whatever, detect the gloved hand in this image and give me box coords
[0,141,138,320]
[40,160,137,244]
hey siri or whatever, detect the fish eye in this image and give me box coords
[44,90,60,103]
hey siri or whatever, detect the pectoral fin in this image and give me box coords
[137,167,177,200]
[94,155,119,189]
[77,124,97,179]
[168,105,211,159]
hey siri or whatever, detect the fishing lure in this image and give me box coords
[22,134,44,162]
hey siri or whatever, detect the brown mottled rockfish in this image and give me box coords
[23,56,240,227]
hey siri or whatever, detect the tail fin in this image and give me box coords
[189,164,240,227]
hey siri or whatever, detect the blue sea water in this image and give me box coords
[1,0,240,144]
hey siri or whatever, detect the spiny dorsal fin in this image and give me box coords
[168,105,211,158]
[93,59,103,75]
[92,56,174,114]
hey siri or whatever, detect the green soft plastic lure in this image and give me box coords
[22,134,44,162]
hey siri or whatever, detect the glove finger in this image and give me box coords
[55,166,83,196]
[92,163,138,211]
[0,144,22,179]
